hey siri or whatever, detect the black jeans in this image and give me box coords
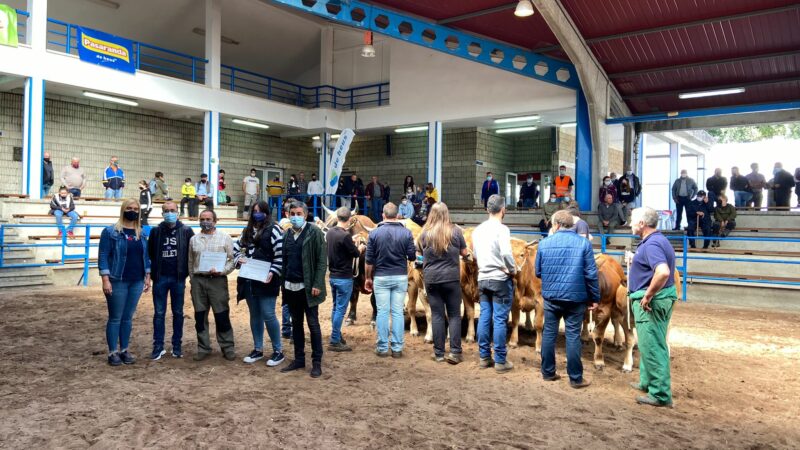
[687,218,712,248]
[284,288,323,365]
[674,196,690,229]
[426,280,462,356]
[180,197,198,217]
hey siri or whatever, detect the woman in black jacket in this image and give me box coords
[138,180,153,226]
[234,201,285,367]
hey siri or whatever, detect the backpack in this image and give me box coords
[149,179,157,194]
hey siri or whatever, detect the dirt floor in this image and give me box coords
[0,283,799,449]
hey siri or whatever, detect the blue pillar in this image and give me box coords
[426,121,442,200]
[575,88,592,211]
[203,111,220,206]
[22,77,45,199]
[669,142,680,211]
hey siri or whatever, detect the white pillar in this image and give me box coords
[204,0,222,89]
[669,141,680,211]
[319,132,329,207]
[320,26,334,86]
[204,111,220,206]
[22,77,45,199]
[26,0,48,51]
[426,121,442,200]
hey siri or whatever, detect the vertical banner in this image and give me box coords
[325,128,356,195]
[0,4,18,47]
[77,27,135,73]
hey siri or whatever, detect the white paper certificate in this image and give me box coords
[198,251,227,273]
[238,258,272,283]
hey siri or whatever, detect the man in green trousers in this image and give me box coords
[628,207,678,407]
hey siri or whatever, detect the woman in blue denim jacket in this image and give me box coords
[98,198,151,366]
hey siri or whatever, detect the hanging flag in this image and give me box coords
[325,129,355,195]
[0,4,19,47]
[77,26,135,74]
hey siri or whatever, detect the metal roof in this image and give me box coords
[368,0,800,116]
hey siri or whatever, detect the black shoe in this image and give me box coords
[280,360,305,373]
[223,351,236,361]
[445,353,463,365]
[375,349,389,358]
[391,350,403,359]
[243,350,264,364]
[327,342,352,352]
[108,352,123,366]
[570,379,592,389]
[119,350,135,365]
[543,373,562,381]
[150,348,166,361]
[266,352,285,367]
[310,362,322,378]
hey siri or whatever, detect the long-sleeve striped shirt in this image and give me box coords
[233,223,283,277]
[188,230,235,275]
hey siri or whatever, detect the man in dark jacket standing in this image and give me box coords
[280,201,327,378]
[520,176,539,209]
[365,176,386,223]
[535,210,599,388]
[481,172,500,208]
[705,168,727,208]
[147,201,195,360]
[327,206,365,352]
[771,162,795,208]
[42,152,54,198]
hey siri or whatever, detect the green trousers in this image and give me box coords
[190,275,235,355]
[632,293,675,405]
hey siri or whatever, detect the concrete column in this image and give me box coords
[203,111,220,206]
[427,121,442,200]
[635,133,644,207]
[575,89,593,211]
[320,26,334,86]
[669,141,680,210]
[22,77,45,199]
[319,132,329,206]
[26,0,47,51]
[622,124,634,173]
[204,0,222,89]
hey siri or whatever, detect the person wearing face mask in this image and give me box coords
[287,174,301,197]
[480,172,500,208]
[553,165,574,203]
[242,168,261,220]
[280,201,327,378]
[398,196,415,219]
[618,178,636,219]
[60,157,86,198]
[770,162,795,209]
[195,173,214,211]
[686,190,713,249]
[306,172,324,209]
[49,186,80,239]
[599,176,619,204]
[234,201,286,367]
[538,193,562,235]
[187,209,236,361]
[98,199,151,366]
[102,156,126,200]
[42,152,54,198]
[217,169,229,205]
[147,201,194,360]
[180,178,198,218]
[670,170,697,230]
[138,180,153,226]
[520,176,539,209]
[151,172,169,201]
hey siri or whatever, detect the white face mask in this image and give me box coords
[527,178,533,184]
[604,180,611,186]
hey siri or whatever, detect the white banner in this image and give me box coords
[325,128,356,195]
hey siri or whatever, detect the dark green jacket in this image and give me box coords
[282,224,327,306]
[714,204,736,222]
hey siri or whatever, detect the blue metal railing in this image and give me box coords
[15,9,28,41]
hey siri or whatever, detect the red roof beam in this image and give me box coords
[621,76,800,100]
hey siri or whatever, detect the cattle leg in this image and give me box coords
[464,299,476,344]
[407,281,420,337]
[622,322,636,373]
[524,311,533,331]
[422,290,433,344]
[345,294,359,326]
[508,307,521,349]
[612,316,625,350]
[580,312,592,343]
[370,294,377,329]
[534,298,544,355]
[592,306,612,370]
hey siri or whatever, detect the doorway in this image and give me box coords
[505,172,519,207]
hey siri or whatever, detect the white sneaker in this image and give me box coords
[243,350,264,364]
[266,352,285,367]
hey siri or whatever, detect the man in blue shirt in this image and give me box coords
[535,209,599,388]
[628,207,677,407]
[480,172,499,209]
[195,173,214,211]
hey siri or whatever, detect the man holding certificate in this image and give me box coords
[188,210,236,361]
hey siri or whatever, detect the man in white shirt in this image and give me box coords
[471,194,516,373]
[242,168,260,219]
[307,172,324,212]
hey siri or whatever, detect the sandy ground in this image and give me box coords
[0,282,799,449]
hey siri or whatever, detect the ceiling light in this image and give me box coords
[496,126,537,134]
[232,118,269,129]
[330,134,341,139]
[395,125,429,133]
[361,31,376,58]
[86,0,120,9]
[678,87,745,99]
[312,136,320,140]
[560,122,577,128]
[494,115,540,124]
[192,27,240,45]
[514,0,534,17]
[83,91,138,106]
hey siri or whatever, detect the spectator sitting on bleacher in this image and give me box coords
[49,186,80,239]
[60,157,86,198]
[180,178,198,218]
[712,194,736,248]
[398,196,415,219]
[618,177,636,219]
[687,190,713,249]
[195,173,214,211]
[538,193,561,235]
[599,176,618,204]
[598,193,625,244]
[151,172,169,201]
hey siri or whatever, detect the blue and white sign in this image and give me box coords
[77,27,135,74]
[325,129,355,195]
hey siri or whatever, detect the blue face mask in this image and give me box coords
[163,212,178,224]
[252,212,267,223]
[290,215,306,229]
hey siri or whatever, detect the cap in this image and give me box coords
[696,190,706,197]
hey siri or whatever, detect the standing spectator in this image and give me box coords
[286,174,301,197]
[471,194,516,373]
[618,178,636,219]
[217,169,229,205]
[280,201,327,378]
[187,210,236,361]
[621,169,642,203]
[151,172,169,201]
[597,193,625,243]
[599,176,618,204]
[729,167,751,208]
[746,163,767,209]
[771,162,795,209]
[102,156,125,200]
[627,207,677,407]
[60,157,86,198]
[49,186,79,239]
[42,152,54,198]
[327,207,365,352]
[307,172,324,208]
[366,176,386,223]
[180,178,197,218]
[98,199,151,366]
[297,172,308,199]
[609,172,619,191]
[403,175,415,196]
[425,183,439,202]
[553,165,574,203]
[705,168,727,208]
[480,172,500,208]
[335,178,346,208]
[535,210,599,388]
[795,167,800,208]
[687,191,713,249]
[195,173,214,211]
[538,193,561,235]
[147,201,194,360]
[520,176,539,209]
[234,201,286,367]
[242,168,260,220]
[365,202,416,358]
[712,194,736,248]
[418,202,468,365]
[138,180,152,227]
[345,174,364,210]
[670,170,697,230]
[383,182,391,203]
[398,196,415,219]
[267,176,285,213]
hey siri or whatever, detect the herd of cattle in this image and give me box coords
[315,206,681,371]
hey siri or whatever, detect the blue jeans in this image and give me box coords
[370,198,384,223]
[281,303,292,336]
[68,188,81,198]
[245,294,282,353]
[152,275,185,352]
[54,210,79,232]
[42,183,52,198]
[477,278,514,363]
[106,279,144,353]
[374,275,407,353]
[105,188,122,199]
[734,191,752,208]
[329,277,354,344]
[523,198,535,208]
[541,300,587,384]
